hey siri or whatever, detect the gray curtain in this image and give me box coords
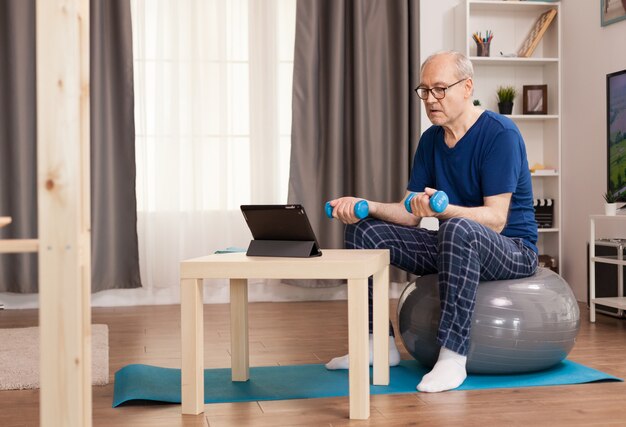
[0,0,38,292]
[288,0,420,285]
[90,0,141,291]
[0,0,141,293]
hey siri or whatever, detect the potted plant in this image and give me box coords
[603,191,618,216]
[496,85,517,115]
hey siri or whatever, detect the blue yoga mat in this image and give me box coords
[113,360,621,407]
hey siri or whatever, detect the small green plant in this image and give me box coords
[473,99,481,106]
[603,191,617,203]
[496,85,517,103]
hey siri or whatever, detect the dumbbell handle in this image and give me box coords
[404,191,449,214]
[325,200,369,220]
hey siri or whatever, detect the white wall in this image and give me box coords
[419,0,462,128]
[562,0,626,301]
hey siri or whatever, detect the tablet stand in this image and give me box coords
[246,240,321,257]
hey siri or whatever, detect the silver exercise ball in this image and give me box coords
[397,268,580,374]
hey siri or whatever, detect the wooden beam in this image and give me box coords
[0,217,12,228]
[0,239,39,254]
[36,0,92,426]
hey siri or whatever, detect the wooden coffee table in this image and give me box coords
[179,249,390,419]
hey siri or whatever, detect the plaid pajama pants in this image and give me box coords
[345,217,538,356]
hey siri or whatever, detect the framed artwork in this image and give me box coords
[517,9,557,58]
[602,0,626,26]
[523,85,548,115]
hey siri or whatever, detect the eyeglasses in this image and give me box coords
[414,78,467,100]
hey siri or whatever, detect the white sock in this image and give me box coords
[325,335,401,370]
[417,347,467,393]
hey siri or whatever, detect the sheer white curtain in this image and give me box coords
[131,0,295,290]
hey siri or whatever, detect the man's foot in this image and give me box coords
[325,335,401,370]
[417,347,467,393]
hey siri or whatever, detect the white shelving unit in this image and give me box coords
[456,0,562,268]
[0,216,9,310]
[589,214,626,322]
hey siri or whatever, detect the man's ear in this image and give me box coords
[464,78,474,99]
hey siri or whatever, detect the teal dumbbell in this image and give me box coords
[404,191,449,213]
[325,200,369,219]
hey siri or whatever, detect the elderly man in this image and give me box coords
[325,51,538,393]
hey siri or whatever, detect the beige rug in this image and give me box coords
[0,324,109,390]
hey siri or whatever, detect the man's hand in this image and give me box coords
[326,197,367,224]
[407,187,440,218]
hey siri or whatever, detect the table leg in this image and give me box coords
[372,265,389,386]
[230,278,249,381]
[181,278,204,414]
[348,278,369,420]
[590,218,596,323]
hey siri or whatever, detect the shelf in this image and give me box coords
[509,115,559,121]
[590,214,626,221]
[469,1,559,13]
[591,256,626,266]
[470,57,559,66]
[531,171,559,177]
[468,0,562,268]
[449,0,562,268]
[538,228,559,233]
[591,297,626,310]
[589,214,625,322]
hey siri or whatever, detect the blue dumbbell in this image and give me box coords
[404,191,449,214]
[325,200,369,219]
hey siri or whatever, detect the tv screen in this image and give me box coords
[607,69,626,202]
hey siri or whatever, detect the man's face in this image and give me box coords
[418,56,471,127]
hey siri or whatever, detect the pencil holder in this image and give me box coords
[476,42,490,57]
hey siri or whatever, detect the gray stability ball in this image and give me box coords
[397,268,580,374]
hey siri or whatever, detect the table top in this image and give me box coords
[180,249,390,280]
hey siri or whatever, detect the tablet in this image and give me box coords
[240,204,322,257]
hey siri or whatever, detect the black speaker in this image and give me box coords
[587,239,626,317]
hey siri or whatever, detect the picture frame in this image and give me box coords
[517,9,557,58]
[523,85,548,115]
[601,0,626,27]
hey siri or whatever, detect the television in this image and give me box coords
[607,68,626,203]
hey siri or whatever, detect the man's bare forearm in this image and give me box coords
[368,200,421,227]
[438,204,507,233]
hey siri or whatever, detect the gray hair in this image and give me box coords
[420,50,474,80]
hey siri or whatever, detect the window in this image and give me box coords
[131,0,296,288]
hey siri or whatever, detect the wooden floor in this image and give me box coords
[1,300,626,426]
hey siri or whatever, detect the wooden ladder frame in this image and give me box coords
[1,1,92,425]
